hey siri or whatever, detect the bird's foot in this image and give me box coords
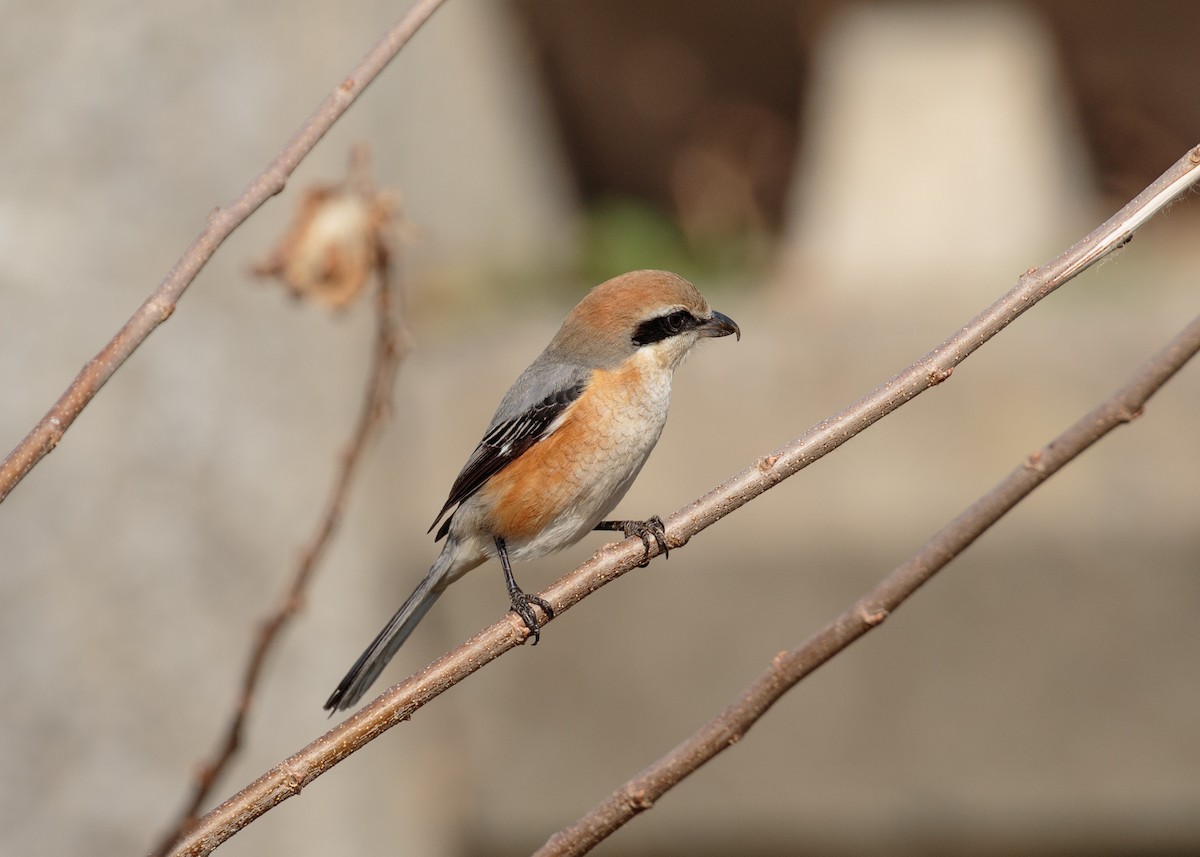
[596,515,669,566]
[509,587,555,644]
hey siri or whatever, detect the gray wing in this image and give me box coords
[429,355,589,540]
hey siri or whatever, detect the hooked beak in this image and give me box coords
[697,310,740,341]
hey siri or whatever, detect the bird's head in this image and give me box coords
[549,270,740,371]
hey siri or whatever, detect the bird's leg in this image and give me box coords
[594,515,669,567]
[494,537,554,644]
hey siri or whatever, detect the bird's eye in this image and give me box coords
[632,309,696,346]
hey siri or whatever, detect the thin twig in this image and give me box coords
[536,311,1200,857]
[0,0,446,505]
[166,147,1200,857]
[149,231,409,857]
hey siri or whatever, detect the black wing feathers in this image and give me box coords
[429,380,586,540]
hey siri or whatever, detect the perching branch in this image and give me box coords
[0,0,446,505]
[167,147,1200,857]
[149,199,410,857]
[535,307,1200,857]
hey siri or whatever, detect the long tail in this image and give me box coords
[324,546,461,712]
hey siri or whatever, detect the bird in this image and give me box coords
[324,269,740,711]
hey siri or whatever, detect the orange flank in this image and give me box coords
[481,359,645,540]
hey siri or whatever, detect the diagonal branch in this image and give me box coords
[0,0,446,505]
[166,147,1200,857]
[535,307,1200,857]
[149,237,410,857]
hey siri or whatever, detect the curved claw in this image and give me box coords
[509,589,554,644]
[628,515,668,566]
[596,516,669,566]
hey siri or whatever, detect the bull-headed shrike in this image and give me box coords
[325,270,739,711]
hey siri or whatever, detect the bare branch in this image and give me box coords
[0,0,446,505]
[535,310,1200,857]
[167,148,1200,857]
[149,211,409,857]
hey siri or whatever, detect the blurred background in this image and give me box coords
[1,1,1198,855]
